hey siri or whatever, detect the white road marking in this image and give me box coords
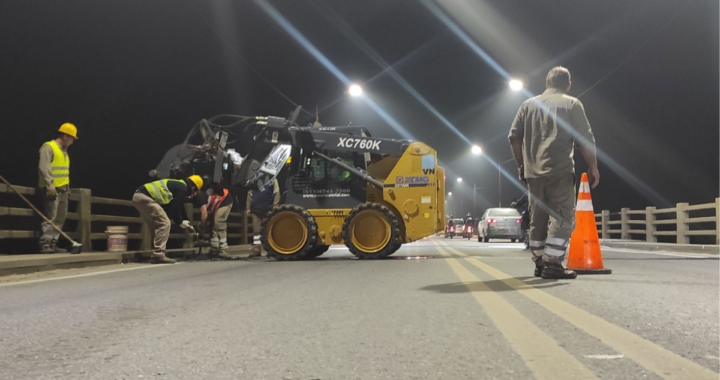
[584,354,625,360]
[0,263,183,288]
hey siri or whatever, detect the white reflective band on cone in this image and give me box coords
[545,247,566,257]
[579,181,590,193]
[546,237,567,247]
[576,200,594,211]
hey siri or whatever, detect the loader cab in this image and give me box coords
[286,147,369,209]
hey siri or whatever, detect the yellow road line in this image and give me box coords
[439,241,718,380]
[431,241,599,380]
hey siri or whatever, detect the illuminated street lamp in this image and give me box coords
[348,84,363,97]
[509,79,523,91]
[471,145,483,155]
[447,192,452,196]
[457,177,463,183]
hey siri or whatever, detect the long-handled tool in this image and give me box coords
[0,174,82,253]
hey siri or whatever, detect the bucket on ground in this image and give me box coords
[106,226,129,252]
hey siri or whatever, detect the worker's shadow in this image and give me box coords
[422,277,568,294]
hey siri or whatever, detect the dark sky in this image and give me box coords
[1,0,717,215]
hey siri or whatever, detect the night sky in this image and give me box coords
[1,0,717,215]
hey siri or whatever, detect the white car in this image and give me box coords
[478,208,523,242]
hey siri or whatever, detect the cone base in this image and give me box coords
[570,268,612,275]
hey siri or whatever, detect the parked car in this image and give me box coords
[478,208,523,242]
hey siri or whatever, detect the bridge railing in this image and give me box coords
[0,184,253,252]
[595,198,720,245]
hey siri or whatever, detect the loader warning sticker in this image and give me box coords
[421,196,431,204]
[421,154,434,169]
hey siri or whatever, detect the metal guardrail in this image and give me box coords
[594,198,720,245]
[0,184,252,251]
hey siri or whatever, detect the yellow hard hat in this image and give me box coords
[187,175,203,191]
[58,123,78,139]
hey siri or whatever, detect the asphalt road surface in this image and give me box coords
[0,237,718,380]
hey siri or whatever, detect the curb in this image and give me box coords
[0,253,124,276]
[600,239,720,255]
[0,245,256,277]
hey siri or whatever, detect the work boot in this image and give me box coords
[51,240,67,253]
[149,254,176,264]
[39,242,55,254]
[248,245,262,258]
[532,256,545,277]
[541,263,577,279]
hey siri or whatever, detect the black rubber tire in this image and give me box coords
[483,235,489,243]
[261,204,317,261]
[343,203,400,260]
[477,235,482,243]
[390,243,402,255]
[306,245,330,259]
[511,238,516,243]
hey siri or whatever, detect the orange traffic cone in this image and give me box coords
[567,173,612,274]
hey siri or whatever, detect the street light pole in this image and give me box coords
[498,166,501,207]
[498,158,515,208]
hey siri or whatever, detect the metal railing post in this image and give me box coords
[601,210,609,239]
[242,212,249,244]
[716,198,720,245]
[74,188,93,249]
[676,202,689,244]
[645,206,656,242]
[620,208,630,240]
[184,203,194,248]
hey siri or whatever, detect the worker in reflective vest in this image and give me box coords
[197,186,233,258]
[38,123,78,253]
[132,176,203,264]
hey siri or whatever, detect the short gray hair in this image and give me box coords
[546,66,571,89]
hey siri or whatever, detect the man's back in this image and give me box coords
[510,89,594,178]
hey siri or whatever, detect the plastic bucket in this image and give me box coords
[106,226,129,252]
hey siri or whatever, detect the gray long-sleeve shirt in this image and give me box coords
[508,88,595,179]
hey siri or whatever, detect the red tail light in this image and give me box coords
[450,226,455,232]
[487,218,496,224]
[516,218,522,223]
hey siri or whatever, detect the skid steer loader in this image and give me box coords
[150,107,445,260]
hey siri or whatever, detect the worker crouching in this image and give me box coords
[196,185,233,258]
[132,175,203,264]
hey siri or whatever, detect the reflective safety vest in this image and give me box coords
[208,189,230,215]
[144,179,184,205]
[41,140,70,188]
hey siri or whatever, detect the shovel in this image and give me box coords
[0,174,83,253]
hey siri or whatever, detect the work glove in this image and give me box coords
[180,220,192,229]
[45,187,57,201]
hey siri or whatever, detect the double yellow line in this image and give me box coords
[431,239,717,380]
